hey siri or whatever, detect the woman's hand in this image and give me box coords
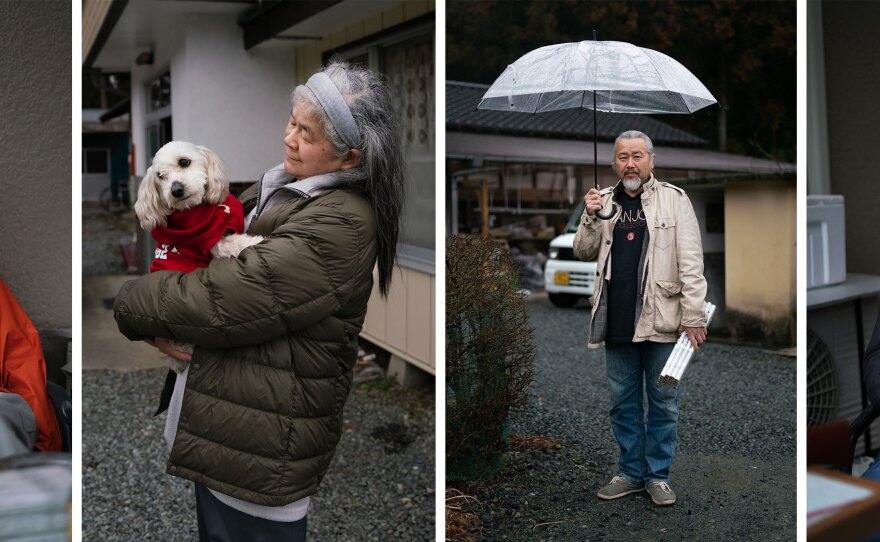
[144,337,193,362]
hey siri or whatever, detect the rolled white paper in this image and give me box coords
[658,302,716,387]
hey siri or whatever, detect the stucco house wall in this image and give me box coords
[0,4,71,326]
[724,181,797,345]
[129,15,295,179]
[0,2,72,377]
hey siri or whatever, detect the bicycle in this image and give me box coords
[99,182,130,213]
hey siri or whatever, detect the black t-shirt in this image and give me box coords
[606,190,647,342]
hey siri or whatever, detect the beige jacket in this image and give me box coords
[573,175,707,348]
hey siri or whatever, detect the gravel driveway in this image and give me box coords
[83,369,435,541]
[451,294,795,541]
[82,204,136,277]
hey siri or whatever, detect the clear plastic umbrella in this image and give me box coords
[477,34,717,218]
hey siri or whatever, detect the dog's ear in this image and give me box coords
[134,166,168,231]
[197,145,229,204]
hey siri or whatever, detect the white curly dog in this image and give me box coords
[135,140,263,372]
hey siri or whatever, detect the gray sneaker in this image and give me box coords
[646,480,676,505]
[597,476,645,500]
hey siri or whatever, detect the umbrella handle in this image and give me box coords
[596,203,618,221]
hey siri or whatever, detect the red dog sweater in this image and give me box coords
[150,194,245,273]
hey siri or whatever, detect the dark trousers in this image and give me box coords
[194,484,308,542]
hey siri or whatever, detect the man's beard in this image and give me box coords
[622,178,643,191]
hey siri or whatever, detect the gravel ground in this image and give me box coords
[83,369,435,541]
[452,295,795,541]
[82,204,136,277]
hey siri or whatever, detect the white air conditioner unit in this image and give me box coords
[808,299,880,457]
[807,195,846,289]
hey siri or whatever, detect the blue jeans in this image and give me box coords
[605,341,679,484]
[865,460,880,481]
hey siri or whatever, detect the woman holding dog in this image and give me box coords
[114,61,404,541]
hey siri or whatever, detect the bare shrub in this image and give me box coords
[446,234,535,481]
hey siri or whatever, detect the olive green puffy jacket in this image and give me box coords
[114,181,378,506]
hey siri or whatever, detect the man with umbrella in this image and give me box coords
[573,130,707,505]
[477,36,716,505]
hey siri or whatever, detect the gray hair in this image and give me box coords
[613,130,655,164]
[292,60,405,297]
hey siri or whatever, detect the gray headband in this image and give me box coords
[305,72,362,149]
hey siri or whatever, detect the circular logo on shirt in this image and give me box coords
[627,232,635,241]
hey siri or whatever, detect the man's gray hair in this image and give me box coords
[614,130,655,156]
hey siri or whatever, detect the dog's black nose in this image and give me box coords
[171,181,185,198]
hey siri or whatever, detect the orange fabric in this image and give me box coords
[0,278,61,451]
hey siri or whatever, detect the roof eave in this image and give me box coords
[238,0,343,50]
[83,0,129,73]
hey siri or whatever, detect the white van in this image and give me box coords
[544,201,598,307]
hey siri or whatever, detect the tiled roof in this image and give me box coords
[447,132,795,173]
[446,81,707,147]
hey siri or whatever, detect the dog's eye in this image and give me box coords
[178,158,191,168]
[157,172,165,180]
